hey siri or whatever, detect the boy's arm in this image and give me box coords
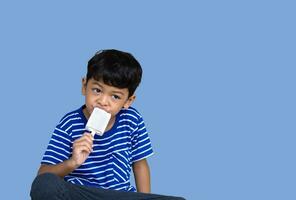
[38,159,78,177]
[38,133,93,177]
[132,159,151,193]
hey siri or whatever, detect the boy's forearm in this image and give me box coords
[133,159,151,193]
[38,159,78,178]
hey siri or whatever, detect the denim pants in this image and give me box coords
[30,173,185,200]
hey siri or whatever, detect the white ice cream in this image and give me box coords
[86,107,111,136]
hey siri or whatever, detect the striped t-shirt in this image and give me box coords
[41,105,154,191]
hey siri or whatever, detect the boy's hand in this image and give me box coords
[70,132,94,168]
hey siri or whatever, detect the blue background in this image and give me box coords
[0,1,295,199]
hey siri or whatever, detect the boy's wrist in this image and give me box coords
[66,158,80,169]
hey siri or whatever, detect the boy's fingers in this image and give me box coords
[75,134,93,145]
[73,139,93,148]
[73,136,93,150]
[73,144,92,154]
[84,132,94,141]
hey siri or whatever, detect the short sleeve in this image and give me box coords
[41,119,73,165]
[130,116,154,163]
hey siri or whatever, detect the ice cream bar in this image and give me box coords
[86,107,111,136]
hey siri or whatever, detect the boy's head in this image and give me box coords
[86,49,142,98]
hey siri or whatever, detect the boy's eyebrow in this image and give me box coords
[112,90,125,95]
[92,82,103,87]
[92,81,125,95]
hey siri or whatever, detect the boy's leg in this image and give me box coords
[77,184,185,200]
[30,173,71,200]
[30,173,185,200]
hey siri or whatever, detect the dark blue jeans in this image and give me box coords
[30,173,185,200]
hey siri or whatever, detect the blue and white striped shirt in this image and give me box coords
[41,105,154,191]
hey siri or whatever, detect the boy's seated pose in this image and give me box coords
[30,49,185,200]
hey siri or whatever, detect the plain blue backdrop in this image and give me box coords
[0,1,295,199]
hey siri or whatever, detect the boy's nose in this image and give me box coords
[97,95,108,107]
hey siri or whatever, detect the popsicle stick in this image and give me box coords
[90,130,96,137]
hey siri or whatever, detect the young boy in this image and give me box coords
[30,49,184,200]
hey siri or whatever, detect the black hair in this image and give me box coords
[86,49,142,97]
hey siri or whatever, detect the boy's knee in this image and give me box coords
[30,173,65,200]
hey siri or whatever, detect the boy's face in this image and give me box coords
[82,78,135,121]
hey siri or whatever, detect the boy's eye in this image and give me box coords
[112,95,121,100]
[92,88,102,94]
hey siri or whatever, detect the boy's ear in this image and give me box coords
[123,95,136,109]
[81,77,87,96]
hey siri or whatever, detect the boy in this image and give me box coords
[31,49,184,200]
